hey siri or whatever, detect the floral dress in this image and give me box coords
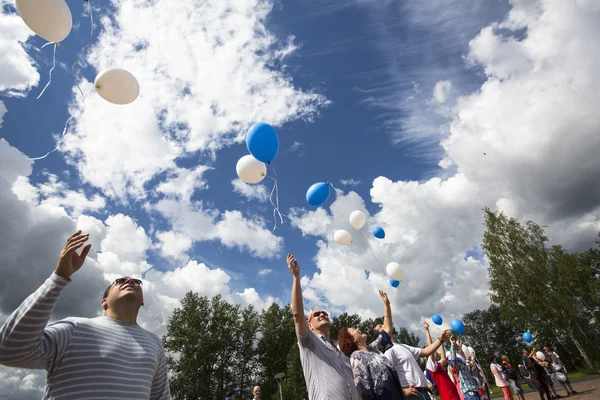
[350,330,404,400]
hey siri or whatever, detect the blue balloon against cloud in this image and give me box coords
[523,332,533,343]
[450,318,465,335]
[306,182,330,206]
[432,314,443,325]
[246,122,279,163]
[372,226,385,239]
[389,279,400,288]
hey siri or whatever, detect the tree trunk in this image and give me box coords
[567,329,594,369]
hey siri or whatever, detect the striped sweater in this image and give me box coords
[0,273,171,399]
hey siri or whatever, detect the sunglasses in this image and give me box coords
[311,310,328,319]
[114,277,143,287]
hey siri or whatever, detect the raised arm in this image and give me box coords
[421,327,450,358]
[440,342,448,367]
[288,254,308,337]
[0,231,91,371]
[378,290,393,336]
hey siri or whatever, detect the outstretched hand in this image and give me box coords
[287,254,300,278]
[378,290,390,306]
[54,231,91,280]
[423,321,429,330]
[440,329,451,342]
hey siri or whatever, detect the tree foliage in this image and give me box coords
[482,209,600,370]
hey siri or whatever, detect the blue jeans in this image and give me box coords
[464,391,481,400]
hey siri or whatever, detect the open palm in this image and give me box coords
[54,231,91,280]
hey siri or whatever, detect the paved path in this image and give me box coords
[493,376,598,400]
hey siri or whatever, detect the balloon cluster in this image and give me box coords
[329,209,403,288]
[430,314,466,335]
[15,0,140,105]
[236,123,279,184]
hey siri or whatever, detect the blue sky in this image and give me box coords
[2,0,508,297]
[2,0,600,396]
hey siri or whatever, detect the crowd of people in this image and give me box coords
[0,233,581,400]
[287,254,580,400]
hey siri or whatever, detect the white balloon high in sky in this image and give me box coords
[334,229,352,246]
[94,68,140,105]
[15,0,72,43]
[349,210,367,230]
[236,155,267,184]
[386,262,404,281]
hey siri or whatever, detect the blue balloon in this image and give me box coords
[450,318,465,335]
[306,182,330,206]
[389,279,400,288]
[246,122,279,163]
[523,332,533,343]
[372,226,385,239]
[432,314,443,325]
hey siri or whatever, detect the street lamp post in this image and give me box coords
[274,372,285,400]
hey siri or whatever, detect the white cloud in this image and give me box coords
[155,165,211,201]
[231,178,269,202]
[0,7,40,95]
[0,101,6,129]
[150,198,282,259]
[34,173,106,217]
[432,80,453,104]
[289,207,332,237]
[340,178,362,186]
[62,0,328,200]
[287,140,305,156]
[258,268,272,277]
[156,230,193,262]
[289,0,600,328]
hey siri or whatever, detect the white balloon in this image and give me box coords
[386,262,403,281]
[334,230,352,246]
[349,210,367,230]
[94,69,140,105]
[236,155,267,184]
[462,345,472,359]
[16,0,72,43]
[536,351,546,361]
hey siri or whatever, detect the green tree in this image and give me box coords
[163,293,222,400]
[482,208,598,369]
[330,312,362,340]
[395,326,420,347]
[280,342,308,400]
[233,305,261,399]
[257,304,296,398]
[462,305,522,369]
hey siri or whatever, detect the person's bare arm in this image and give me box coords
[421,326,450,358]
[378,290,393,335]
[288,254,308,336]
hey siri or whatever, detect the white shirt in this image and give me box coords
[384,343,428,388]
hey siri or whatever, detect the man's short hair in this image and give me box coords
[102,282,113,310]
[226,390,234,396]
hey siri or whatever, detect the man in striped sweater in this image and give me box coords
[0,231,171,399]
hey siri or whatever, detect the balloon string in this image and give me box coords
[30,116,75,161]
[407,291,424,319]
[30,87,93,161]
[267,164,284,231]
[357,230,387,277]
[327,181,344,197]
[358,229,423,319]
[37,43,57,99]
[72,0,95,103]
